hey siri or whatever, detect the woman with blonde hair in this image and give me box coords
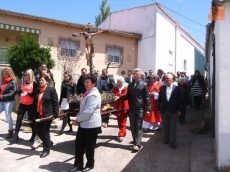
[9,69,38,143]
[0,67,17,139]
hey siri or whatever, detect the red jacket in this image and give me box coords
[112,86,129,110]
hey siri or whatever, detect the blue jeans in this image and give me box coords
[0,100,15,130]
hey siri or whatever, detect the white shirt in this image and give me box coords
[118,85,125,93]
[166,85,173,101]
[159,74,165,83]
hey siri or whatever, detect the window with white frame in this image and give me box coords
[59,38,79,58]
[0,47,8,64]
[169,50,173,66]
[184,59,187,71]
[106,46,123,64]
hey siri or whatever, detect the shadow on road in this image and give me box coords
[4,147,39,159]
[120,106,205,172]
[39,161,74,172]
[52,140,75,155]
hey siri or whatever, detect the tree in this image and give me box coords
[6,33,55,78]
[57,57,81,75]
[95,0,111,27]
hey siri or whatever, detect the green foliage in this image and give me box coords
[6,33,55,78]
[95,0,111,27]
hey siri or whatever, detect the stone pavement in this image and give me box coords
[0,101,216,172]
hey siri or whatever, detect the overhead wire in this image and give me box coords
[151,0,206,34]
[179,23,205,34]
[151,0,206,46]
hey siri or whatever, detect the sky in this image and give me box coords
[0,0,212,46]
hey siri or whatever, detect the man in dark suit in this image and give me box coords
[35,61,47,83]
[146,70,154,81]
[157,69,165,83]
[120,68,151,152]
[141,72,150,86]
[125,70,133,84]
[97,69,115,128]
[158,74,182,149]
[77,68,87,94]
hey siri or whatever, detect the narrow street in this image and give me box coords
[0,103,216,172]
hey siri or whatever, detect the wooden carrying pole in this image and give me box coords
[35,112,67,122]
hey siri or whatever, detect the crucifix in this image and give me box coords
[72,23,105,74]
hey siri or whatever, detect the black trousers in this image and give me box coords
[194,96,202,109]
[18,103,34,120]
[15,104,35,137]
[74,126,98,168]
[34,120,52,150]
[129,109,144,146]
[161,110,177,144]
[102,116,109,124]
[60,109,72,131]
[178,108,187,124]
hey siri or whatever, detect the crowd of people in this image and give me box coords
[94,68,207,151]
[0,62,59,157]
[0,64,207,172]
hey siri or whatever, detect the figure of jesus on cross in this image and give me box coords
[72,24,104,73]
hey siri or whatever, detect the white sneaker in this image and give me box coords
[31,136,41,150]
[117,137,123,142]
[102,123,108,128]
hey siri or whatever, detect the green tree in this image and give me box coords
[95,0,111,27]
[6,33,55,78]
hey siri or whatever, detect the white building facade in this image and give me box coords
[206,1,230,168]
[100,3,205,75]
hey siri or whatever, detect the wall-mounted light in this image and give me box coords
[6,38,8,43]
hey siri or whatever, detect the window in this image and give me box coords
[169,50,173,66]
[106,46,123,64]
[0,47,8,64]
[184,59,187,71]
[59,38,79,58]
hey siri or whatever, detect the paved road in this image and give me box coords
[0,105,215,172]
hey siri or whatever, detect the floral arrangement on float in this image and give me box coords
[68,92,116,112]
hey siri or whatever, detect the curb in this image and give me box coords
[190,133,216,172]
[190,98,217,172]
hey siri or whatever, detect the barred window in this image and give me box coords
[59,39,79,58]
[106,46,123,64]
[0,47,8,64]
